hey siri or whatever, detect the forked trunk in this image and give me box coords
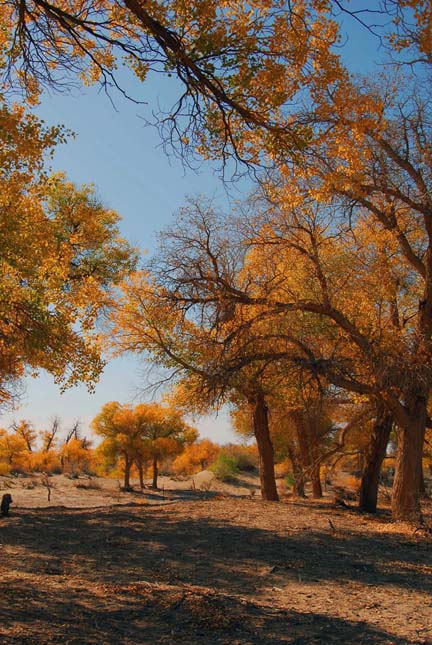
[152,456,159,489]
[359,404,392,513]
[251,392,279,501]
[392,393,426,523]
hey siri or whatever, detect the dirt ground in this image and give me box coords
[0,475,431,644]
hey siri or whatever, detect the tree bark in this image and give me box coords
[292,410,323,498]
[359,403,392,513]
[123,454,132,490]
[151,456,159,489]
[311,465,323,499]
[392,393,426,523]
[287,442,306,497]
[308,415,324,499]
[136,459,145,490]
[419,460,428,497]
[251,391,279,501]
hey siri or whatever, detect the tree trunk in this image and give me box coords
[308,416,323,499]
[311,466,323,499]
[291,410,323,498]
[287,443,306,497]
[124,455,132,490]
[251,392,279,501]
[392,393,426,523]
[136,459,145,490]
[359,404,392,513]
[419,460,428,497]
[152,456,158,489]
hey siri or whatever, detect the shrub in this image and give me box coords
[285,472,295,488]
[210,453,239,482]
[222,444,258,472]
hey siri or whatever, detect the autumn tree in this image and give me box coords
[0,100,137,402]
[111,191,426,519]
[11,420,37,452]
[110,201,311,501]
[172,439,220,476]
[60,422,94,475]
[0,0,347,166]
[92,400,197,489]
[92,402,142,489]
[0,428,28,472]
[265,73,432,521]
[134,402,197,489]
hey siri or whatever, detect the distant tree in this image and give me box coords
[92,401,197,489]
[0,429,27,472]
[11,420,37,452]
[92,402,141,490]
[60,438,94,476]
[172,439,220,476]
[134,403,198,489]
[40,417,61,452]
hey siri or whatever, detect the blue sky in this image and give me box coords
[1,8,384,442]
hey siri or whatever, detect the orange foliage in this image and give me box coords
[172,439,220,475]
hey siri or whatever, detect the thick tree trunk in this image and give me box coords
[124,455,132,490]
[392,394,426,523]
[419,460,428,497]
[359,404,392,513]
[251,392,279,501]
[311,466,323,499]
[152,456,159,489]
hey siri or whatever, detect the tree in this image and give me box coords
[11,420,37,452]
[1,0,346,166]
[92,400,197,489]
[270,77,432,521]
[111,190,427,519]
[0,429,28,472]
[92,402,141,489]
[134,403,197,489]
[40,417,61,452]
[110,200,314,501]
[0,100,137,402]
[60,437,94,475]
[171,438,220,476]
[358,402,393,513]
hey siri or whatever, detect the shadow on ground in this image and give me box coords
[0,576,412,644]
[0,500,430,643]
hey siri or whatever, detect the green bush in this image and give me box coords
[221,444,258,472]
[285,472,295,488]
[210,453,239,482]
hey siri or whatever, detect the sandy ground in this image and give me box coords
[0,471,259,508]
[0,474,431,644]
